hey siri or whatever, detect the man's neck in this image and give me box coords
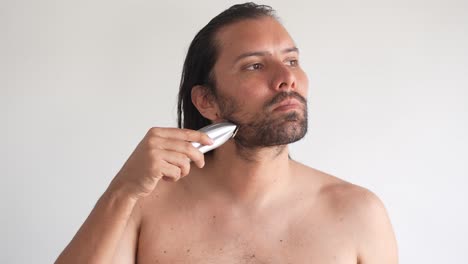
[190,140,294,209]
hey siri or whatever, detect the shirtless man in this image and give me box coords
[56,3,398,264]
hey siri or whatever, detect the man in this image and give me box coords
[56,3,398,263]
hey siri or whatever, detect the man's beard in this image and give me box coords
[216,91,308,149]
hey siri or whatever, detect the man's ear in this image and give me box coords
[191,85,220,121]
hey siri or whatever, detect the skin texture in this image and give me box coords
[55,17,398,264]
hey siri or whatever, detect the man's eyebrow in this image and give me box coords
[283,47,299,54]
[234,46,299,63]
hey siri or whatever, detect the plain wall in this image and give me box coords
[2,0,467,263]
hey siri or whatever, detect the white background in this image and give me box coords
[2,0,467,263]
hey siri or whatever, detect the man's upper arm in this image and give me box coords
[111,202,141,264]
[356,190,398,264]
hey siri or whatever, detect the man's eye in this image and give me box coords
[246,63,263,70]
[287,59,299,67]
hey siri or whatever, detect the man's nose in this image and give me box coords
[271,63,296,91]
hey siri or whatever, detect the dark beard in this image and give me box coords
[216,91,308,149]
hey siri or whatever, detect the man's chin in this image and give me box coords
[233,118,307,148]
[271,122,307,145]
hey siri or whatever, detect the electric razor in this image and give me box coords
[192,122,238,153]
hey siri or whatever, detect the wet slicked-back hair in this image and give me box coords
[177,2,277,130]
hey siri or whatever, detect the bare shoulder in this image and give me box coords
[292,160,389,218]
[292,161,398,263]
[319,174,386,219]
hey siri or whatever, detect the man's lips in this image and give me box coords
[273,98,302,111]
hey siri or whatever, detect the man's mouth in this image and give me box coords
[272,98,302,112]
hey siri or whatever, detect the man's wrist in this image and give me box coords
[104,180,139,207]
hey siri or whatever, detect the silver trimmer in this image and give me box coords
[191,122,238,154]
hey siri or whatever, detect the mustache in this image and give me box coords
[265,91,307,109]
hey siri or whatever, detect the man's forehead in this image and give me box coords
[214,17,296,60]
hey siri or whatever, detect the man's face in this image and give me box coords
[211,17,309,148]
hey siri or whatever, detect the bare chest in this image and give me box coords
[136,209,357,264]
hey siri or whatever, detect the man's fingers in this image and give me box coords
[158,160,182,181]
[160,150,192,177]
[149,137,205,168]
[148,127,213,146]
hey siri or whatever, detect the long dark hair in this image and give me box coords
[177,2,277,130]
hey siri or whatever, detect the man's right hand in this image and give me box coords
[108,127,213,201]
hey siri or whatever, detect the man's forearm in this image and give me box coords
[55,187,137,264]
